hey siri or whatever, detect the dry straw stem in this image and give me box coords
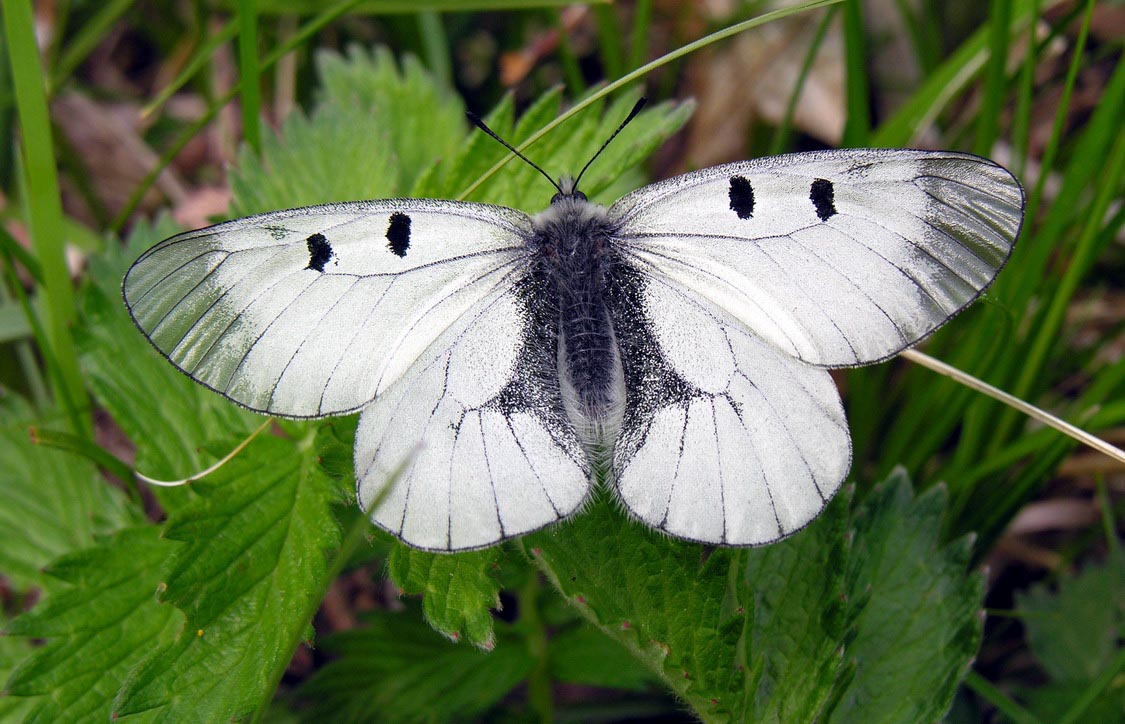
[901,349,1125,465]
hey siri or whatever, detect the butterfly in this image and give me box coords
[123,99,1024,552]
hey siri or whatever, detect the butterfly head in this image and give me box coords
[551,176,588,205]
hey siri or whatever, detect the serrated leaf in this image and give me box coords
[386,544,502,649]
[0,609,37,721]
[112,435,344,721]
[315,46,464,193]
[526,492,746,720]
[4,526,181,723]
[529,471,984,724]
[297,609,535,723]
[740,487,853,722]
[829,473,985,723]
[1017,549,1124,682]
[0,392,136,589]
[229,103,398,217]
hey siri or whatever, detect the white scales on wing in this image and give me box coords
[124,100,1024,552]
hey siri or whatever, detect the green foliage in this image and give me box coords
[1012,551,1125,720]
[4,526,180,723]
[528,470,983,723]
[112,435,345,721]
[387,546,503,649]
[298,609,535,723]
[0,393,135,590]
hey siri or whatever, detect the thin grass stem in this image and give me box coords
[2,0,90,435]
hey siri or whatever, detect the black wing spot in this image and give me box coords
[305,233,333,272]
[810,178,837,221]
[386,212,411,258]
[728,175,755,219]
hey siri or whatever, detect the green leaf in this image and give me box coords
[0,609,36,721]
[315,46,465,191]
[228,45,467,218]
[386,544,503,649]
[229,103,399,217]
[297,609,535,723]
[4,526,181,723]
[830,474,985,723]
[741,489,853,722]
[526,493,744,719]
[112,434,344,721]
[0,392,135,589]
[528,471,984,723]
[548,624,657,692]
[1017,550,1124,682]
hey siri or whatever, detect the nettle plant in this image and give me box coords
[2,3,1120,723]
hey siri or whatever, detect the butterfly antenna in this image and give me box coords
[466,111,562,194]
[573,96,648,190]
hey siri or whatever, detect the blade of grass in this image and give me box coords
[0,225,71,415]
[2,0,90,436]
[1010,0,1040,178]
[29,426,138,494]
[238,0,262,154]
[993,0,1114,311]
[417,10,451,90]
[142,19,238,118]
[890,0,940,73]
[1016,0,1094,253]
[592,4,624,81]
[973,0,1013,156]
[769,4,838,155]
[964,671,1044,724]
[840,0,870,146]
[901,349,1125,465]
[627,0,652,70]
[995,97,1125,447]
[872,0,1041,147]
[459,0,845,200]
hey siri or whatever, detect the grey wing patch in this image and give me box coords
[355,272,591,552]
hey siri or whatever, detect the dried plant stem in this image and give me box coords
[901,348,1125,464]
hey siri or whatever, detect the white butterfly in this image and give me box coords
[123,102,1023,552]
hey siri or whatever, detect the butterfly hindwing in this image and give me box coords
[610,149,1024,367]
[607,264,849,545]
[355,273,591,551]
[123,199,531,418]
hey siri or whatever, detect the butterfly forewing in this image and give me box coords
[123,199,532,418]
[609,149,1024,367]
